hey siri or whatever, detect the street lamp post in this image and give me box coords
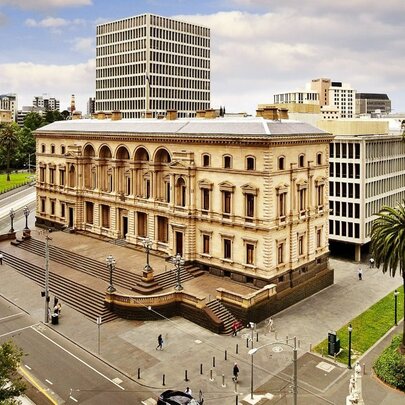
[44,232,51,323]
[250,322,255,400]
[9,208,15,233]
[106,255,116,293]
[142,237,153,273]
[249,337,298,405]
[23,206,30,230]
[348,324,353,369]
[394,290,399,326]
[172,253,185,291]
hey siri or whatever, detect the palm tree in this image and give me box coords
[370,201,405,353]
[0,123,20,181]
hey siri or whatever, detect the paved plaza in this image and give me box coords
[0,228,404,404]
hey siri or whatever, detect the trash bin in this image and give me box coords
[51,314,59,325]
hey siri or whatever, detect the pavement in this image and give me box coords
[0,217,404,404]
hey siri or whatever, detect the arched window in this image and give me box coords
[41,144,45,153]
[176,177,186,207]
[246,156,255,170]
[223,155,232,169]
[317,153,323,165]
[61,145,66,155]
[51,144,55,154]
[202,154,210,167]
[278,156,285,170]
[298,154,305,168]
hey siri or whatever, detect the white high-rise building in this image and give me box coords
[33,95,60,111]
[95,13,211,118]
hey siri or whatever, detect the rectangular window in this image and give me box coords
[86,202,94,224]
[246,243,254,265]
[40,167,45,182]
[223,191,231,216]
[246,194,254,218]
[277,242,284,264]
[59,170,65,186]
[51,200,55,215]
[49,168,55,184]
[137,212,147,237]
[202,189,210,212]
[317,228,322,248]
[279,193,286,218]
[157,216,168,243]
[61,203,65,218]
[40,198,45,213]
[203,234,210,254]
[298,235,304,256]
[224,239,232,259]
[299,189,306,211]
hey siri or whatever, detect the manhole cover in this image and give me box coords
[272,346,283,353]
[316,362,335,373]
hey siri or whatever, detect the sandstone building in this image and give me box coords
[35,110,333,293]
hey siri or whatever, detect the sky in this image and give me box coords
[0,0,404,114]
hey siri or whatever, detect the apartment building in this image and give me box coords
[33,95,60,111]
[95,13,211,118]
[355,93,391,115]
[0,93,17,121]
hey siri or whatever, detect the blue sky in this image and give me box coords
[0,0,404,114]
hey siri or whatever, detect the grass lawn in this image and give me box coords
[0,172,33,193]
[313,286,404,364]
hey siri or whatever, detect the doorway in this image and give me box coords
[122,216,128,238]
[68,207,74,228]
[175,231,183,256]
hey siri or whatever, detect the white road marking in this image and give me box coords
[69,396,78,403]
[25,364,32,370]
[0,324,39,338]
[45,379,53,385]
[32,327,125,391]
[0,313,25,321]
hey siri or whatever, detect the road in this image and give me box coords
[0,296,153,404]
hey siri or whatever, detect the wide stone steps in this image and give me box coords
[17,238,142,291]
[2,251,117,323]
[153,265,195,290]
[206,299,239,335]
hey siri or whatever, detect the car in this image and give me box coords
[157,390,202,405]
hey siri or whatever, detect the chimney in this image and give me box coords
[111,110,122,121]
[72,111,82,120]
[279,108,289,120]
[166,109,177,120]
[256,109,264,118]
[262,107,279,120]
[205,109,217,119]
[145,111,153,119]
[196,110,206,118]
[97,111,106,120]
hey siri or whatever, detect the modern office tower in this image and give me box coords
[0,93,18,121]
[273,90,319,105]
[87,97,96,116]
[33,95,60,111]
[355,93,391,115]
[311,78,355,118]
[318,120,405,261]
[95,13,211,118]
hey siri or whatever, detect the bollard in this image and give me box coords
[210,369,214,381]
[309,343,312,352]
[200,363,203,375]
[363,363,366,375]
[286,335,289,344]
[246,338,249,348]
[222,373,226,388]
[235,393,238,404]
[137,368,141,379]
[162,374,166,386]
[225,350,227,361]
[236,343,239,354]
[334,353,336,363]
[321,348,324,358]
[256,332,259,342]
[213,356,216,368]
[185,369,189,382]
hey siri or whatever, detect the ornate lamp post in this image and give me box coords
[23,206,30,230]
[348,324,353,369]
[9,208,15,233]
[172,253,185,291]
[394,290,399,326]
[142,237,153,273]
[106,255,116,293]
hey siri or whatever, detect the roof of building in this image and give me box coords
[37,117,329,138]
[356,93,390,100]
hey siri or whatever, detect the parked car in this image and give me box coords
[157,390,202,405]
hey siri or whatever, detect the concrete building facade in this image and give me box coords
[0,93,17,121]
[355,93,391,116]
[33,96,60,111]
[34,111,332,291]
[95,13,211,119]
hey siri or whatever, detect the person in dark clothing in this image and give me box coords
[156,334,163,350]
[232,362,239,382]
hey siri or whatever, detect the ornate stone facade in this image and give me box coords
[35,114,333,287]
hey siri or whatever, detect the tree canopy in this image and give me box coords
[0,340,26,404]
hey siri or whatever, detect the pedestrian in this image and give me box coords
[185,386,192,396]
[232,321,237,336]
[268,317,274,333]
[54,302,62,315]
[0,252,3,265]
[369,257,374,268]
[232,362,239,382]
[358,268,362,281]
[156,334,163,350]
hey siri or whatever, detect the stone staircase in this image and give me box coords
[153,265,195,290]
[2,251,117,323]
[206,299,240,335]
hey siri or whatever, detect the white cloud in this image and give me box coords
[0,0,92,9]
[0,60,95,112]
[25,17,86,28]
[70,37,94,54]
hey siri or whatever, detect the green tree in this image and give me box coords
[0,341,26,404]
[0,123,20,181]
[370,201,405,353]
[23,112,44,131]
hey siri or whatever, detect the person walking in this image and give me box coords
[358,268,362,281]
[369,257,374,268]
[156,334,163,350]
[185,387,192,396]
[232,321,237,336]
[232,362,239,382]
[0,252,3,265]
